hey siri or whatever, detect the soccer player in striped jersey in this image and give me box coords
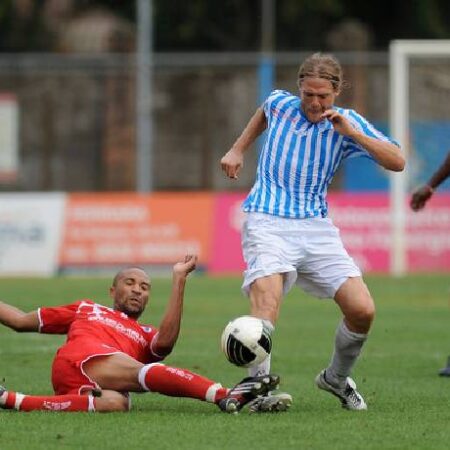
[221,52,405,411]
[0,255,280,414]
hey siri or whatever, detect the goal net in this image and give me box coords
[389,40,450,275]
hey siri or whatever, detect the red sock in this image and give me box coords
[2,391,94,412]
[140,364,228,403]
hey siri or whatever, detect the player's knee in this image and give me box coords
[95,393,130,413]
[349,301,375,330]
[356,304,375,325]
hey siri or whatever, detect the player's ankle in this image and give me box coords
[0,388,16,409]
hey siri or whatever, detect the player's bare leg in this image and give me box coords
[83,353,227,402]
[334,277,375,334]
[83,353,145,392]
[316,277,374,410]
[246,274,293,412]
[248,274,283,377]
[83,350,288,413]
[249,274,284,324]
[89,390,130,412]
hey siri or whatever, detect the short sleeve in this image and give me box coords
[139,325,165,362]
[343,109,400,161]
[262,90,290,116]
[38,300,83,334]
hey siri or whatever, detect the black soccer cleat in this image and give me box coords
[438,356,450,377]
[0,385,8,409]
[218,374,279,414]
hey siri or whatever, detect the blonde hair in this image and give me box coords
[297,53,343,92]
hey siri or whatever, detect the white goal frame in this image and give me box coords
[389,40,450,276]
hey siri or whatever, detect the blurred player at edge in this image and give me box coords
[410,150,450,377]
[220,52,405,410]
[0,255,280,413]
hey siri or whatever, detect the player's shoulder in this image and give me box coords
[49,298,94,310]
[75,299,110,312]
[268,89,296,102]
[337,106,368,123]
[76,299,96,307]
[265,90,299,114]
[334,105,353,115]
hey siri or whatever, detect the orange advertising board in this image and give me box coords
[60,193,214,267]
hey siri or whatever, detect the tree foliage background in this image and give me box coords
[0,0,449,52]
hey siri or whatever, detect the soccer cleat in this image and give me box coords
[0,385,7,408]
[438,356,450,377]
[218,374,280,414]
[315,370,367,411]
[248,391,293,413]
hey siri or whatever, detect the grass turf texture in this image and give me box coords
[0,274,449,450]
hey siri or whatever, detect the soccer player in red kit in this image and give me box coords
[0,254,279,413]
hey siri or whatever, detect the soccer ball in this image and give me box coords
[221,315,272,368]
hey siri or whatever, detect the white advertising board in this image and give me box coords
[0,193,65,276]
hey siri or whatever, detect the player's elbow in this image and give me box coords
[154,343,174,357]
[393,160,405,172]
[153,338,175,358]
[388,155,406,172]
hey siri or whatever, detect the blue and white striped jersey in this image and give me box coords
[242,90,398,219]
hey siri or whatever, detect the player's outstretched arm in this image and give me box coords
[152,254,198,357]
[321,109,405,172]
[220,107,267,179]
[410,151,450,211]
[0,301,39,332]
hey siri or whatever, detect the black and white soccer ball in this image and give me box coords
[221,315,272,368]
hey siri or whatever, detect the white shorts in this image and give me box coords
[241,212,361,299]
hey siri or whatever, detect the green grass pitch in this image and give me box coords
[0,274,449,450]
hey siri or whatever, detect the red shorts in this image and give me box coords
[51,341,121,395]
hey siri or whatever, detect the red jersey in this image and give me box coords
[38,300,164,365]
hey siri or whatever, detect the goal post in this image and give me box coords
[389,40,450,276]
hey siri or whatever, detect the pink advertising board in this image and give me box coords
[209,192,450,274]
[327,193,391,272]
[329,193,450,272]
[406,193,450,271]
[209,193,246,274]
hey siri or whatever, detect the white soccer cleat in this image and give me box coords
[315,370,367,411]
[248,391,293,413]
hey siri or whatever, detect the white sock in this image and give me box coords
[326,320,367,388]
[248,319,274,377]
[205,383,223,403]
[248,354,271,377]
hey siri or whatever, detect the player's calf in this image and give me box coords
[92,390,130,412]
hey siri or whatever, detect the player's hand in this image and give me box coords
[321,109,355,137]
[220,148,244,180]
[410,185,433,211]
[173,254,198,278]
